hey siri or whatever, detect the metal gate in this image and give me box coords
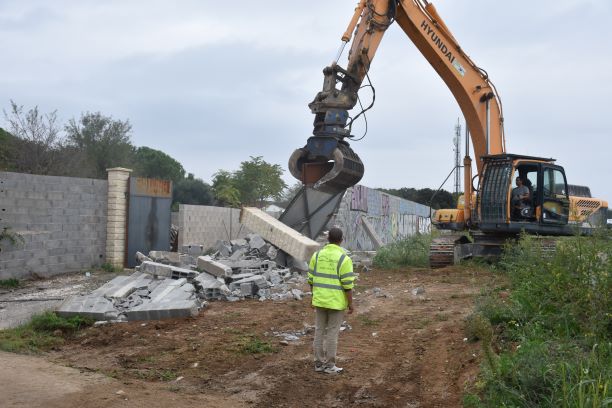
[126,177,172,268]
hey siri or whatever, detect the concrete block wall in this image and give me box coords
[178,205,251,250]
[328,185,431,251]
[0,171,107,279]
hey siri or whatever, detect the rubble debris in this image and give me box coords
[411,287,425,296]
[271,324,316,342]
[57,233,312,322]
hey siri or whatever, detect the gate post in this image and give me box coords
[106,167,132,268]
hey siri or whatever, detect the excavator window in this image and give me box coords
[511,166,538,221]
[542,167,569,224]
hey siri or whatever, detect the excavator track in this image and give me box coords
[429,237,456,268]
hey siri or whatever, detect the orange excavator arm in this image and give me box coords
[289,0,506,215]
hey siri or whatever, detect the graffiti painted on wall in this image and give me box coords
[328,185,431,251]
[350,185,368,212]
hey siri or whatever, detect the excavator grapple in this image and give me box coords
[288,137,364,194]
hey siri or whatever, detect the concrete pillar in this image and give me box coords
[106,167,132,268]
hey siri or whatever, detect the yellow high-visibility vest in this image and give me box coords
[307,244,355,310]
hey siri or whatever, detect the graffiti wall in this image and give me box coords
[328,185,431,251]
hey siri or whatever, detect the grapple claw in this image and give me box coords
[289,138,364,194]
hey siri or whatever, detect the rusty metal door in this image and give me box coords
[126,177,172,268]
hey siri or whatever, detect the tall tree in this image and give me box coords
[172,173,214,210]
[133,146,185,182]
[65,112,134,178]
[0,127,17,171]
[233,156,287,207]
[2,101,64,175]
[212,170,241,207]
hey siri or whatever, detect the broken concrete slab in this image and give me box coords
[197,256,233,278]
[240,282,255,296]
[215,240,232,257]
[56,295,119,320]
[240,207,320,261]
[264,270,283,285]
[179,254,196,266]
[148,251,182,265]
[229,248,248,261]
[148,278,193,303]
[125,300,200,321]
[229,275,269,292]
[247,233,266,251]
[139,261,173,278]
[168,266,199,280]
[218,258,263,270]
[136,251,152,264]
[92,272,152,299]
[181,244,205,256]
[266,246,278,260]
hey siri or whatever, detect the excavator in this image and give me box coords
[281,0,608,267]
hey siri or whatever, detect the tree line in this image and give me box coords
[377,187,457,209]
[1,101,458,211]
[0,101,287,209]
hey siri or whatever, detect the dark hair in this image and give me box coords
[328,227,343,244]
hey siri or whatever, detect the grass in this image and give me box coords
[134,368,179,382]
[100,262,122,273]
[0,311,94,353]
[235,335,275,354]
[465,232,612,407]
[373,234,432,269]
[0,278,20,288]
[358,314,380,327]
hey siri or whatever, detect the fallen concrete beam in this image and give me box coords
[240,207,320,261]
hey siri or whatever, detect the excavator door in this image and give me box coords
[540,165,570,224]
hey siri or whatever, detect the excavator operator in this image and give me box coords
[511,177,531,219]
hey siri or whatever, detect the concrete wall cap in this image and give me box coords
[106,167,133,173]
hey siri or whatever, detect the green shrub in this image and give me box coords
[30,311,94,333]
[470,233,612,407]
[0,312,93,353]
[237,335,275,354]
[0,227,24,249]
[0,278,20,288]
[100,262,121,273]
[373,234,432,269]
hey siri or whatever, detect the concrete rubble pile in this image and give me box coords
[57,233,312,322]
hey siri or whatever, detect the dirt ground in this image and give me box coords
[2,265,500,407]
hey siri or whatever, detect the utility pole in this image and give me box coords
[453,119,461,196]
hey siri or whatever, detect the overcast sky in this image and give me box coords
[1,0,611,201]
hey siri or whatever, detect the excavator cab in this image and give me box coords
[477,154,572,235]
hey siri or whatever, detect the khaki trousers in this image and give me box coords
[313,307,345,368]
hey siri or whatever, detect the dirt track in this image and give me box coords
[2,265,498,407]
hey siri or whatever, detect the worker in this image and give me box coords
[511,176,531,219]
[307,227,355,374]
